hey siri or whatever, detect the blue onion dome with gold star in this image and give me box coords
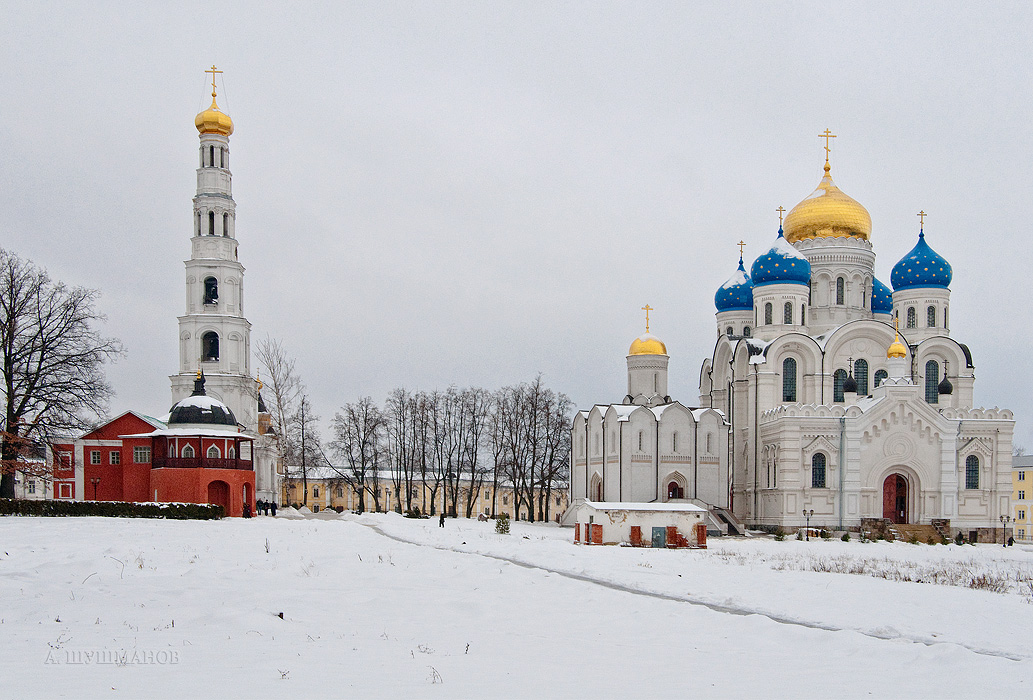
[891,228,952,290]
[715,256,754,311]
[871,277,893,314]
[750,227,811,287]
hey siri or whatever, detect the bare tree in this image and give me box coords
[0,250,123,498]
[331,396,384,513]
[255,336,303,462]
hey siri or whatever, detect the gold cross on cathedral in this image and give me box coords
[776,205,786,226]
[641,304,653,333]
[819,128,837,164]
[206,65,223,97]
[737,240,746,259]
[917,210,927,229]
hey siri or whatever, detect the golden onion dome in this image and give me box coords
[195,95,233,136]
[783,163,871,244]
[887,330,908,359]
[629,333,667,356]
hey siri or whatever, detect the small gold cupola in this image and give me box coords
[628,304,668,355]
[194,65,234,136]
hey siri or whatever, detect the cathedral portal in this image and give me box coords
[882,474,909,524]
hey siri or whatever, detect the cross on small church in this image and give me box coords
[641,304,653,333]
[776,206,786,226]
[206,65,223,97]
[917,210,926,229]
[737,240,746,259]
[819,128,837,164]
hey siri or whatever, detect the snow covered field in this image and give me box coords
[2,513,1031,698]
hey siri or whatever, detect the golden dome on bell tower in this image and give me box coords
[782,130,871,244]
[194,65,234,136]
[628,304,668,355]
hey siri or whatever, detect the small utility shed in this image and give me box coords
[574,501,707,548]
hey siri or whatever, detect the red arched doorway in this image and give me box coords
[667,481,684,499]
[882,474,908,524]
[207,480,230,512]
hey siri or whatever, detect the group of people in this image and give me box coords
[255,499,277,516]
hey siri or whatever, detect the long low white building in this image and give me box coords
[573,500,707,548]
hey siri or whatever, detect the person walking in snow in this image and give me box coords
[270,501,277,517]
[439,512,445,528]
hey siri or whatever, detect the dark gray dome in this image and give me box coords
[168,372,238,427]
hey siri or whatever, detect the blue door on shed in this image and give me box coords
[651,527,666,548]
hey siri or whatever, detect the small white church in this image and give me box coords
[568,138,1014,540]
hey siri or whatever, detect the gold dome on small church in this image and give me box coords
[629,333,667,356]
[194,66,233,136]
[887,330,908,359]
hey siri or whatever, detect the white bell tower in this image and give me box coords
[170,67,257,431]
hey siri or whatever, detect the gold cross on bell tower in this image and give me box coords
[819,128,837,167]
[917,210,926,230]
[776,205,786,227]
[206,65,223,98]
[641,304,653,333]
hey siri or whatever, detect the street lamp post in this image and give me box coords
[90,477,100,501]
[1000,514,1012,547]
[802,509,814,541]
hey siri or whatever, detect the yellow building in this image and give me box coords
[281,466,568,521]
[1014,455,1031,542]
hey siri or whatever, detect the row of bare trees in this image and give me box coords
[327,377,572,521]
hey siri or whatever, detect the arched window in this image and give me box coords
[784,302,793,324]
[672,432,678,453]
[203,277,219,304]
[336,487,344,498]
[925,360,939,404]
[782,357,797,402]
[764,303,772,325]
[228,446,236,459]
[965,455,979,489]
[874,369,888,388]
[906,307,916,329]
[196,211,202,236]
[223,212,229,237]
[927,306,936,327]
[209,145,215,167]
[801,306,806,326]
[854,359,869,396]
[202,331,220,361]
[219,147,225,168]
[208,211,215,236]
[833,369,847,403]
[743,326,751,338]
[637,431,643,451]
[181,444,195,459]
[706,432,713,453]
[811,453,827,488]
[726,326,733,337]
[207,445,221,459]
[836,277,845,305]
[861,281,867,308]
[944,308,948,328]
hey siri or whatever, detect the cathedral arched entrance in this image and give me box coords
[589,473,602,502]
[882,473,909,524]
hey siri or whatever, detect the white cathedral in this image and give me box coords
[168,72,279,503]
[570,143,1014,538]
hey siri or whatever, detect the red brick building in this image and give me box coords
[52,374,255,516]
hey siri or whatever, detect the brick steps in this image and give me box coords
[887,523,943,543]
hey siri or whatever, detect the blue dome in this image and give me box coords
[871,277,893,314]
[891,230,952,291]
[715,257,754,312]
[750,227,811,287]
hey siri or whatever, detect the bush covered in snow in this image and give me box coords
[0,498,224,519]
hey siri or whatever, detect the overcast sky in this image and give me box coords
[2,2,1031,448]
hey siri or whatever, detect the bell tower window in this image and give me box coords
[209,145,215,167]
[927,306,936,327]
[907,307,916,328]
[202,332,220,361]
[764,303,772,325]
[223,212,229,237]
[203,277,219,305]
[208,211,215,236]
[836,277,845,305]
